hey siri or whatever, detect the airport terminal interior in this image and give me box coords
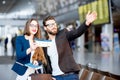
[0,0,120,80]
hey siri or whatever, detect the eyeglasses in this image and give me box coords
[45,23,57,27]
[29,24,38,28]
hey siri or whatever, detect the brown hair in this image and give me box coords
[43,16,55,26]
[23,18,41,39]
[32,47,47,65]
[24,18,47,65]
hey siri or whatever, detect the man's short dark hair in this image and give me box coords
[43,16,55,26]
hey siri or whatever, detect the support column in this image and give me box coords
[101,24,113,52]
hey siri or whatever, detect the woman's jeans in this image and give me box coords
[53,73,79,80]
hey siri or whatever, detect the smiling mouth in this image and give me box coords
[32,30,36,32]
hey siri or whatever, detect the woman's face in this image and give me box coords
[29,20,38,35]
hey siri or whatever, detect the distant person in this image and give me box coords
[66,24,76,50]
[42,11,97,80]
[4,37,8,53]
[88,29,94,52]
[0,38,2,44]
[11,34,17,59]
[11,18,47,80]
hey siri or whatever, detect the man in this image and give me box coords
[43,11,97,80]
[11,34,17,59]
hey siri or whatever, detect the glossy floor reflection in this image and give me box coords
[0,48,120,80]
[0,64,16,80]
[73,49,120,75]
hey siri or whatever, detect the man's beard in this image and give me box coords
[47,29,58,35]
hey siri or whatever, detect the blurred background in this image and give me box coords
[0,0,120,80]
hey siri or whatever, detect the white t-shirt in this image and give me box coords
[47,39,64,76]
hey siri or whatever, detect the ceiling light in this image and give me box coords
[2,0,6,4]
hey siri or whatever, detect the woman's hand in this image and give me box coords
[33,60,39,66]
[52,77,56,80]
[30,42,39,51]
[27,42,39,54]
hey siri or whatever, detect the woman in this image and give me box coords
[12,18,47,80]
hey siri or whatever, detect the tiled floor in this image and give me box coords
[0,42,17,80]
[0,64,16,80]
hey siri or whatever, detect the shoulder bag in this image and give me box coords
[28,65,53,80]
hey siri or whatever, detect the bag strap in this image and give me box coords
[35,64,47,74]
[42,64,47,73]
[16,61,24,66]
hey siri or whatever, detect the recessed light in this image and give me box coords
[2,0,6,4]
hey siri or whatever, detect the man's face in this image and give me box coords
[44,20,58,35]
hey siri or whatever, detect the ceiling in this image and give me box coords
[0,0,120,27]
[0,0,16,13]
[0,0,77,19]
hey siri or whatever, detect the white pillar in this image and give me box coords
[101,24,113,52]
